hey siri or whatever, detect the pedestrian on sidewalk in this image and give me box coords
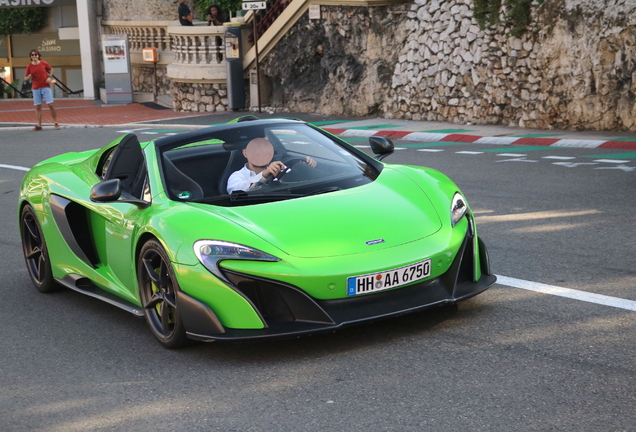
[24,49,59,131]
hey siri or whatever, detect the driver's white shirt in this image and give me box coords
[227,164,264,194]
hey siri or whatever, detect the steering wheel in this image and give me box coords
[265,157,307,185]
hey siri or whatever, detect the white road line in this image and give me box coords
[496,275,636,312]
[497,153,527,157]
[0,164,30,171]
[595,165,636,172]
[495,157,537,163]
[456,151,483,154]
[594,159,629,164]
[552,162,599,168]
[543,156,576,160]
[417,149,444,152]
[116,128,151,133]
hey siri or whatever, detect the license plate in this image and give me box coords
[347,259,431,296]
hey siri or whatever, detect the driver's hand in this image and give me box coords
[262,161,286,179]
[303,156,317,168]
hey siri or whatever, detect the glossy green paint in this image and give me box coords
[19,131,485,331]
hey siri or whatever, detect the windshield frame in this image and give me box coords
[155,119,384,206]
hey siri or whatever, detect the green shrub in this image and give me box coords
[193,0,243,20]
[473,0,544,36]
[0,7,46,36]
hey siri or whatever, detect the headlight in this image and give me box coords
[451,193,468,227]
[194,240,279,282]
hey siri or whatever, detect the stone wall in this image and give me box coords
[103,0,193,21]
[261,0,636,131]
[262,5,411,116]
[132,65,172,96]
[173,82,229,112]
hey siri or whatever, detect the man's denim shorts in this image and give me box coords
[32,87,54,106]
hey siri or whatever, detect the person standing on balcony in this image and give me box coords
[206,5,227,26]
[178,0,194,26]
[24,49,59,131]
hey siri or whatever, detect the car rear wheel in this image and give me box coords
[138,239,189,349]
[21,204,59,293]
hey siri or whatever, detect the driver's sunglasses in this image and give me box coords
[30,53,38,57]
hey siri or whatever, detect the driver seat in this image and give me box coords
[218,144,248,194]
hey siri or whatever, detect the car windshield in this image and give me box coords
[158,122,381,206]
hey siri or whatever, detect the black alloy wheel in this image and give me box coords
[138,239,189,348]
[20,204,59,293]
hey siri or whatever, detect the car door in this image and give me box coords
[89,134,150,301]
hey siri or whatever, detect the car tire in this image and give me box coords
[138,239,189,349]
[20,204,60,293]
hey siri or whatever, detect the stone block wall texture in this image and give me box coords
[103,0,194,21]
[132,65,172,96]
[173,82,230,112]
[261,0,636,131]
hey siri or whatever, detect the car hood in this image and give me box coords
[208,168,443,258]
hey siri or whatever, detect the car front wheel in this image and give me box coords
[138,239,189,349]
[20,204,59,293]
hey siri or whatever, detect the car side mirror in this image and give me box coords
[90,178,122,202]
[90,178,150,208]
[369,136,394,161]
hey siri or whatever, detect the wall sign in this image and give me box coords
[11,33,80,57]
[0,0,76,9]
[103,36,129,74]
[308,4,320,20]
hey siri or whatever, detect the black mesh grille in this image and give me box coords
[224,272,295,323]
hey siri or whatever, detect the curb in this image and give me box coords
[323,128,636,150]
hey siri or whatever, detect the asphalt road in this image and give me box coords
[0,126,634,431]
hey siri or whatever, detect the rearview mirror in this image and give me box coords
[90,179,150,208]
[369,136,394,161]
[90,178,122,202]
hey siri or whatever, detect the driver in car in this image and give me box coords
[227,137,317,194]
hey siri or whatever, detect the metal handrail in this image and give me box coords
[51,75,83,96]
[0,76,28,97]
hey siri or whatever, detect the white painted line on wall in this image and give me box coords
[402,132,449,142]
[0,164,30,171]
[339,130,377,137]
[474,137,519,145]
[496,275,636,312]
[552,139,607,148]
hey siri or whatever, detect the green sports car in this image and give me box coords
[19,118,495,348]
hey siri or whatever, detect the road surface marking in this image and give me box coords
[593,159,629,164]
[0,164,30,171]
[496,275,636,312]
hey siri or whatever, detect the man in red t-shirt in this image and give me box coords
[25,49,59,131]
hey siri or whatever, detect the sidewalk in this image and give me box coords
[2,99,636,150]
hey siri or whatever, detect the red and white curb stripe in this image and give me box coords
[324,128,636,150]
